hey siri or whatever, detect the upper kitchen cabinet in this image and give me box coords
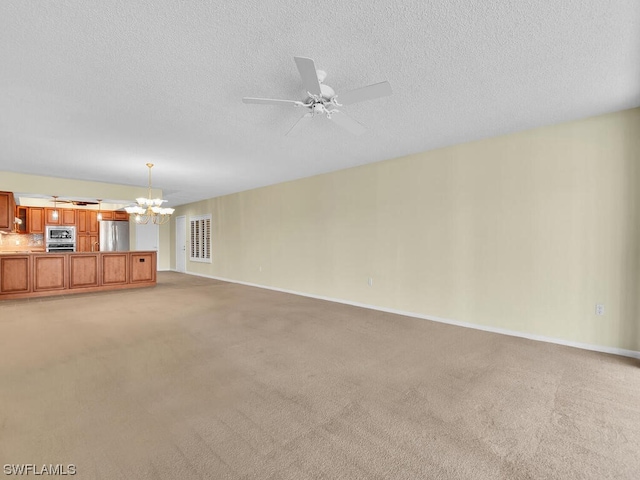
[45,208,76,226]
[29,207,45,234]
[88,211,99,234]
[12,206,45,234]
[76,209,86,234]
[0,191,17,232]
[114,211,129,221]
[15,206,28,233]
[62,209,76,225]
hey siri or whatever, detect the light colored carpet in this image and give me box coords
[0,271,639,479]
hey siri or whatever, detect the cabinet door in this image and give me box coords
[100,211,113,220]
[0,255,30,294]
[77,235,88,252]
[15,206,28,233]
[61,209,76,225]
[45,208,61,225]
[0,191,15,231]
[69,254,99,288]
[33,255,66,292]
[130,252,156,283]
[77,210,87,234]
[88,211,99,234]
[77,235,99,252]
[102,253,128,285]
[114,211,129,221]
[28,207,45,234]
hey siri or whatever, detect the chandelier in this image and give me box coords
[125,163,175,225]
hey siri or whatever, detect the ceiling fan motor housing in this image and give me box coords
[242,56,392,135]
[306,83,335,104]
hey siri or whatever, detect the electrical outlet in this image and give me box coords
[595,304,605,316]
[367,277,373,287]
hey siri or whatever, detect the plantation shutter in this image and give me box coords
[189,214,211,262]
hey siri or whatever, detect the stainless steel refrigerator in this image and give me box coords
[99,221,130,251]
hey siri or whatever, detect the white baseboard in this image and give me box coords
[172,270,640,360]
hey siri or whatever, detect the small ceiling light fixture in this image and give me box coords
[96,199,103,221]
[51,195,59,221]
[124,163,174,225]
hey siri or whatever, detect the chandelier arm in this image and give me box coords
[127,163,173,224]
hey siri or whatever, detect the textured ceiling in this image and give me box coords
[1,0,639,207]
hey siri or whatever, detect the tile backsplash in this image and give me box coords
[0,233,44,251]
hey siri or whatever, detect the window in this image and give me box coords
[190,214,211,263]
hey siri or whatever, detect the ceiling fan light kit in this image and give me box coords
[243,56,392,136]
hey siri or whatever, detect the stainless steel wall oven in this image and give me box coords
[45,226,76,252]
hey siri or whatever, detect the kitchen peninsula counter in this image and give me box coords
[0,251,156,300]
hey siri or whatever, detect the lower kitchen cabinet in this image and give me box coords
[69,254,100,289]
[102,253,128,285]
[0,251,156,300]
[130,253,156,283]
[33,255,66,292]
[0,255,30,294]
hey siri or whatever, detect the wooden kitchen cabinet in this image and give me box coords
[0,191,16,232]
[130,253,155,283]
[69,254,100,289]
[45,207,59,225]
[15,206,28,233]
[61,209,76,225]
[0,255,30,294]
[102,253,128,285]
[77,210,99,234]
[77,235,89,253]
[76,234,99,253]
[13,206,45,234]
[33,255,66,292]
[76,210,87,234]
[114,211,129,221]
[0,251,156,300]
[45,208,76,225]
[100,211,113,220]
[75,210,99,250]
[88,211,99,234]
[29,207,45,234]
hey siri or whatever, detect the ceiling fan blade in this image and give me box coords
[286,113,313,136]
[335,81,392,106]
[294,57,322,97]
[329,110,367,135]
[242,97,302,106]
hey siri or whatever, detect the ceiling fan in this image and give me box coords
[243,57,392,136]
[50,198,99,206]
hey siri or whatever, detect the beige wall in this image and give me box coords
[172,108,640,352]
